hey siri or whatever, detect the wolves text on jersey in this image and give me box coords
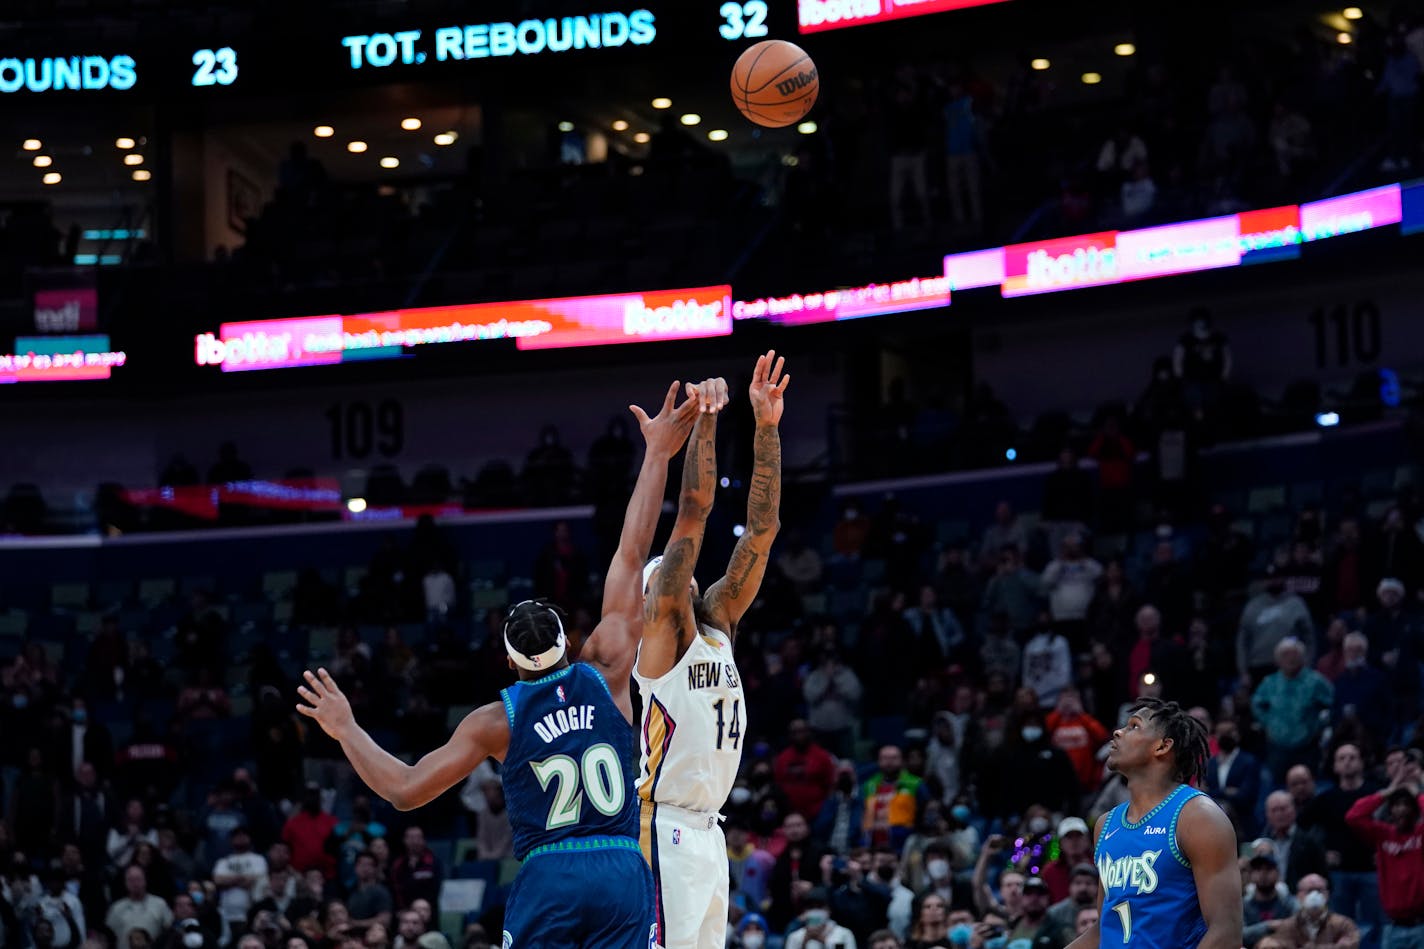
[1098,849,1163,895]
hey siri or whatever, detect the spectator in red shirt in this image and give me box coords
[1088,416,1136,532]
[1046,688,1109,792]
[282,784,338,879]
[1346,780,1424,949]
[1040,817,1095,903]
[773,720,838,821]
[390,826,442,912]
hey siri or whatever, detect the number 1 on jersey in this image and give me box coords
[1111,900,1131,943]
[713,698,741,750]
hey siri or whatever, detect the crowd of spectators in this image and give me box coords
[0,426,1420,949]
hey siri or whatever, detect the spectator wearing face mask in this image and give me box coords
[868,849,915,939]
[787,887,858,949]
[816,763,868,855]
[731,913,770,949]
[978,715,1079,819]
[917,841,956,907]
[1205,719,1261,838]
[1256,875,1360,949]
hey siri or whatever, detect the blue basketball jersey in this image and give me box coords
[1096,784,1209,949]
[501,663,639,861]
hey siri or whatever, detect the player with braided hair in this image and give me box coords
[1065,697,1242,949]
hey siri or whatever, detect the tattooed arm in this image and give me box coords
[637,387,722,679]
[704,351,789,640]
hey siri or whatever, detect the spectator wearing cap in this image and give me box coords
[1046,864,1099,942]
[1041,818,1095,903]
[776,720,840,822]
[730,912,770,949]
[1256,874,1361,949]
[1365,579,1424,728]
[1347,778,1424,949]
[786,887,857,949]
[1245,852,1298,936]
[1333,632,1393,739]
[1262,791,1330,890]
[1008,877,1064,949]
[1252,639,1334,782]
[1046,689,1110,793]
[282,784,338,878]
[1238,570,1315,687]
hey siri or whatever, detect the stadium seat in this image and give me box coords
[262,571,299,601]
[1246,485,1286,513]
[139,578,177,606]
[0,612,27,638]
[50,582,89,610]
[94,579,133,609]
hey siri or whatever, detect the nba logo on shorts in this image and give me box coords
[556,686,567,704]
[672,828,681,845]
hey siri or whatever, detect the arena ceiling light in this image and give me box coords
[797,121,818,134]
[633,131,651,144]
[1031,58,1050,70]
[1343,6,1363,18]
[1336,31,1353,43]
[346,498,368,514]
[32,155,52,168]
[379,156,400,169]
[1114,43,1136,56]
[1082,72,1103,85]
[612,119,630,131]
[433,132,457,146]
[313,125,335,138]
[124,153,144,166]
[558,121,575,132]
[22,139,41,151]
[679,113,701,126]
[707,129,729,142]
[348,140,368,153]
[132,169,151,182]
[42,172,61,185]
[115,137,135,149]
[651,97,672,109]
[401,117,422,131]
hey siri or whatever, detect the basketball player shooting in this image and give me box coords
[294,377,725,949]
[636,350,788,949]
[1067,697,1242,949]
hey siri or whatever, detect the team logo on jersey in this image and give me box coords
[1098,849,1163,894]
[672,828,681,845]
[556,685,567,704]
[501,932,513,949]
[647,923,659,948]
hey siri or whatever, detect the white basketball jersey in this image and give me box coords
[633,624,746,814]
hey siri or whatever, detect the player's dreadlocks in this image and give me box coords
[504,598,569,659]
[1131,697,1210,786]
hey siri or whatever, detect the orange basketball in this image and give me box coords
[730,40,819,128]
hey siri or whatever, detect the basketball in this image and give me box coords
[730,39,819,128]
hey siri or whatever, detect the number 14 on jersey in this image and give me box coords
[713,697,741,750]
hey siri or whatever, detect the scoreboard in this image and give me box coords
[0,3,801,99]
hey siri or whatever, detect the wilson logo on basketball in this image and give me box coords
[775,68,818,98]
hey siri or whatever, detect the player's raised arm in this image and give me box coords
[638,383,723,678]
[704,350,788,639]
[1181,796,1244,949]
[581,380,718,691]
[296,668,508,811]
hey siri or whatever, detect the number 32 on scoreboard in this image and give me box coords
[720,1,769,40]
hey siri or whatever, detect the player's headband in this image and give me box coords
[503,600,567,672]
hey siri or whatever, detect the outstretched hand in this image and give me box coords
[629,381,701,461]
[685,377,729,415]
[296,668,356,742]
[748,350,790,426]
